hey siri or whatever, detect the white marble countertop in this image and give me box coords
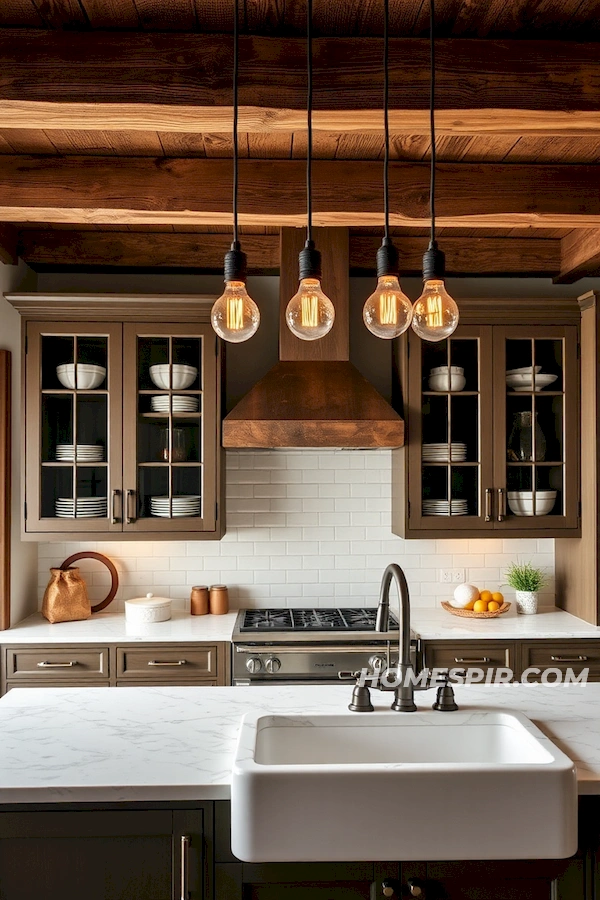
[0,610,239,643]
[1,682,600,803]
[410,607,600,641]
[2,607,597,644]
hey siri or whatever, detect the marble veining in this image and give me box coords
[410,607,600,640]
[1,683,600,803]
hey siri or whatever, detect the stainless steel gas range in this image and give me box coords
[231,607,420,685]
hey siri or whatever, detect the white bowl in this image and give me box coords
[430,366,464,375]
[506,373,558,391]
[428,373,466,392]
[506,366,542,376]
[150,364,198,390]
[56,364,106,389]
[507,491,557,516]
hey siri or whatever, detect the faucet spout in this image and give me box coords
[376,563,417,712]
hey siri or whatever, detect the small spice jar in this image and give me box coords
[190,585,209,616]
[209,584,229,615]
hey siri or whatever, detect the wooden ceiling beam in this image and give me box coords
[2,157,600,228]
[555,228,600,283]
[18,229,561,275]
[1,32,600,136]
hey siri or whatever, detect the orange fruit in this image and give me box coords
[464,599,476,610]
[473,599,488,613]
[487,600,501,612]
[479,590,493,604]
[491,591,504,604]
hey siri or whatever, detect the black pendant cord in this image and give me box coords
[232,0,239,248]
[383,0,390,242]
[306,0,313,246]
[429,0,436,249]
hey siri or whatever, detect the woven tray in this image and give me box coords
[441,600,511,619]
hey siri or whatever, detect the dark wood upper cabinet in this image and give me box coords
[12,295,223,541]
[392,300,581,539]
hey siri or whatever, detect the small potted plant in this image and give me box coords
[504,562,547,615]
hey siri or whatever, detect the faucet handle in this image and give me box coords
[432,683,459,712]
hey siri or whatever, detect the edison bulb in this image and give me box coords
[363,275,413,339]
[286,278,335,341]
[211,281,260,343]
[411,279,459,342]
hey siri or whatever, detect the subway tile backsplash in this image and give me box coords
[37,450,555,611]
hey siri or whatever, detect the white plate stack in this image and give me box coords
[505,367,558,392]
[55,496,107,518]
[150,495,201,518]
[422,499,469,516]
[150,395,199,413]
[422,442,467,462]
[56,444,105,462]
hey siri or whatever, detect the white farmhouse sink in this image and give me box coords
[231,710,577,862]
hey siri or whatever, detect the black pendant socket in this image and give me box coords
[298,240,322,281]
[422,243,446,283]
[376,237,400,279]
[224,242,248,283]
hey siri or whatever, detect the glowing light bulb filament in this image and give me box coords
[226,295,244,331]
[425,291,443,328]
[380,292,398,327]
[301,293,319,328]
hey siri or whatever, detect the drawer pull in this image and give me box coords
[147,659,187,667]
[453,657,491,664]
[180,834,190,900]
[550,655,588,662]
[36,660,78,668]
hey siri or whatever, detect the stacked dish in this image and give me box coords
[506,366,558,391]
[507,490,557,516]
[422,499,469,516]
[56,364,106,390]
[56,444,104,462]
[150,495,201,518]
[55,497,107,518]
[149,364,198,390]
[150,395,199,413]
[423,442,467,462]
[428,366,466,392]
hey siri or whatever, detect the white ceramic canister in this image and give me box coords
[125,592,172,624]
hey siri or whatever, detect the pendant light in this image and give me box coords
[411,0,459,343]
[363,0,413,340]
[211,0,260,344]
[285,0,335,342]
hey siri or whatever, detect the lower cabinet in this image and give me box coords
[0,807,207,900]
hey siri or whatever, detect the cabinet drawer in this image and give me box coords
[117,645,219,680]
[423,641,516,678]
[6,647,109,680]
[519,641,600,681]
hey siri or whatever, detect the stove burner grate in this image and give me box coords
[240,607,398,633]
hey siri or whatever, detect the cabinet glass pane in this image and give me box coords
[136,334,204,521]
[505,337,565,522]
[421,336,481,518]
[39,333,110,521]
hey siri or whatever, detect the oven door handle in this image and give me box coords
[234,643,401,654]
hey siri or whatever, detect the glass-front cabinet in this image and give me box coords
[23,318,221,539]
[393,312,580,538]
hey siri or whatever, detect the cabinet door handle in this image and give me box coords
[125,489,136,524]
[454,657,491,664]
[37,660,78,668]
[111,489,121,525]
[485,488,493,522]
[497,487,506,522]
[180,834,190,900]
[147,659,187,667]
[550,655,588,662]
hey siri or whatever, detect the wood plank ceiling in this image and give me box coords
[0,0,599,279]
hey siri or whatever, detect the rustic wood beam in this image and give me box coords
[2,32,600,136]
[555,229,600,284]
[2,157,600,228]
[18,229,562,275]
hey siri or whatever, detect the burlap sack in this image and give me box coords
[41,567,91,624]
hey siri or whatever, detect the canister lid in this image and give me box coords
[125,592,171,608]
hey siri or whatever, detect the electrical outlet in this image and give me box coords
[439,569,466,584]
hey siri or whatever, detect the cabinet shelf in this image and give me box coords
[41,389,109,396]
[138,389,203,395]
[506,461,563,467]
[42,461,108,467]
[139,412,201,419]
[421,461,480,467]
[137,462,203,467]
[421,390,480,397]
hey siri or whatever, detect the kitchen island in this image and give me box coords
[0,683,599,900]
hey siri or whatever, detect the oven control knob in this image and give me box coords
[369,655,387,672]
[264,657,281,675]
[245,657,263,674]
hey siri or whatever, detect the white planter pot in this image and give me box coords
[515,590,538,615]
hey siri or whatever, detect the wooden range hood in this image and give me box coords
[222,228,405,449]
